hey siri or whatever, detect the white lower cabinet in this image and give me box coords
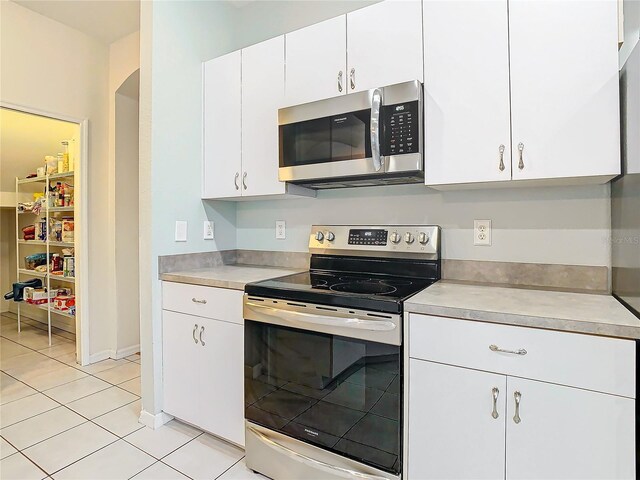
[407,314,636,479]
[505,377,635,480]
[408,360,507,480]
[162,284,245,447]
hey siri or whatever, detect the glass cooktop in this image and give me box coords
[245,270,436,314]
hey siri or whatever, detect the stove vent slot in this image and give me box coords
[316,306,338,311]
[287,302,306,308]
[366,313,392,319]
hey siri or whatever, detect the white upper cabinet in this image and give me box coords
[284,16,347,106]
[347,0,423,93]
[505,377,635,480]
[509,0,620,181]
[202,51,242,199]
[424,0,512,186]
[241,36,286,197]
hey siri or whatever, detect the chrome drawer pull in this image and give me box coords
[491,387,499,419]
[513,391,522,424]
[349,67,356,90]
[489,344,527,356]
[234,172,240,190]
[192,324,199,344]
[199,326,206,346]
[337,70,343,92]
[192,298,207,305]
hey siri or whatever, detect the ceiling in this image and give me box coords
[12,0,140,44]
[0,108,79,193]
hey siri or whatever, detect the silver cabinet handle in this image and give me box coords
[513,391,522,424]
[349,68,356,90]
[517,142,525,170]
[491,387,500,419]
[242,171,247,190]
[192,324,199,344]
[337,70,343,93]
[234,172,239,190]
[199,326,205,346]
[247,425,389,480]
[192,298,207,304]
[489,344,527,355]
[370,88,383,172]
[498,144,506,172]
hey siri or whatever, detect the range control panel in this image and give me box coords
[348,229,388,246]
[381,101,419,156]
[309,225,440,258]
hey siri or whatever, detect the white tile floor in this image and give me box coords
[0,313,266,479]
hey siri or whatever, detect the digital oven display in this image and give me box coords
[348,229,388,246]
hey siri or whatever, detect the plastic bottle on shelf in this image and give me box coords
[61,141,70,173]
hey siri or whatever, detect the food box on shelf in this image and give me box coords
[53,295,75,312]
[62,217,74,243]
[24,287,57,305]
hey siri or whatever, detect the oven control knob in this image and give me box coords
[390,232,401,244]
[404,232,415,244]
[418,232,430,245]
[326,232,335,242]
[315,231,324,242]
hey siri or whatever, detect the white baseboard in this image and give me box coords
[139,409,173,429]
[89,350,112,364]
[88,345,140,364]
[115,344,140,359]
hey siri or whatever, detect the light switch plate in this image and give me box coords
[275,220,286,240]
[204,221,214,240]
[474,219,491,246]
[175,221,188,242]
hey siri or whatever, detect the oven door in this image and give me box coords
[244,296,402,476]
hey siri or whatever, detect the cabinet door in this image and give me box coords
[241,36,286,197]
[285,16,347,106]
[408,360,507,479]
[347,0,423,93]
[202,51,242,199]
[506,377,635,480]
[509,0,620,181]
[198,317,245,446]
[162,311,199,425]
[423,0,512,185]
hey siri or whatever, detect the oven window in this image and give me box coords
[245,320,402,475]
[280,110,372,167]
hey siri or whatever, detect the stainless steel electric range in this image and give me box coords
[243,225,441,480]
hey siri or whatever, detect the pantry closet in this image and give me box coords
[1,106,86,361]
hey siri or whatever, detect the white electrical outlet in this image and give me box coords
[474,220,492,246]
[175,221,188,242]
[275,220,286,240]
[203,221,214,240]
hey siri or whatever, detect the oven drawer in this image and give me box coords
[409,314,636,398]
[162,281,243,324]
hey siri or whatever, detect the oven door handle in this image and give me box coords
[370,88,383,172]
[245,302,396,332]
[247,425,392,480]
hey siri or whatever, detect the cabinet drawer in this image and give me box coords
[162,282,243,324]
[409,314,636,398]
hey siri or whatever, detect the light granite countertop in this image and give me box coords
[159,265,301,290]
[405,281,640,340]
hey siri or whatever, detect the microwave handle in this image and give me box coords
[370,88,383,172]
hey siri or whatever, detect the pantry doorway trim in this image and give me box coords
[1,101,90,366]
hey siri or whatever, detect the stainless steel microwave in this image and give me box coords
[278,80,423,189]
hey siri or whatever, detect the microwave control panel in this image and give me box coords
[381,100,419,156]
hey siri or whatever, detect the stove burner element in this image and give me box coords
[330,283,398,295]
[339,276,372,282]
